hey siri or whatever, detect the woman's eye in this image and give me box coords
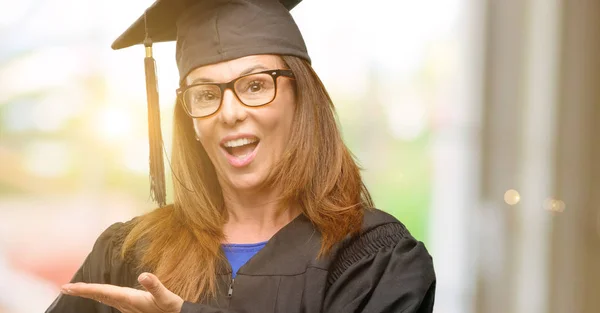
[247,81,263,93]
[196,91,217,102]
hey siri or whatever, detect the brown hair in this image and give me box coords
[121,55,373,301]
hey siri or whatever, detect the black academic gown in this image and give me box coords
[46,208,436,313]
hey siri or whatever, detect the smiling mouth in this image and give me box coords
[222,137,260,159]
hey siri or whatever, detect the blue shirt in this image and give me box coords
[222,241,268,278]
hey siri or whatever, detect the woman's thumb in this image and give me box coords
[138,273,184,312]
[139,273,171,302]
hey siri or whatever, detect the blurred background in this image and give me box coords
[0,0,598,312]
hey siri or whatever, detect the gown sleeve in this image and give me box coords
[322,222,436,313]
[180,302,234,313]
[45,222,136,313]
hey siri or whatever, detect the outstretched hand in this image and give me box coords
[61,273,184,313]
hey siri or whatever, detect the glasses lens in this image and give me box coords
[234,73,276,106]
[183,85,221,117]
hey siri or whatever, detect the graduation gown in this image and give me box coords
[46,208,436,313]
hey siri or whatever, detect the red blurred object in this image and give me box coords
[8,248,86,286]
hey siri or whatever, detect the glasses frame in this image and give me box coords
[176,69,295,118]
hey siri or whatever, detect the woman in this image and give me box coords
[46,0,436,312]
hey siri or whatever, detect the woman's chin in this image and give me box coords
[224,172,267,192]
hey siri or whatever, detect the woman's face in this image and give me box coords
[184,55,296,193]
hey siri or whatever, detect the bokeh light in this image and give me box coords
[544,198,566,213]
[94,107,134,142]
[504,189,521,205]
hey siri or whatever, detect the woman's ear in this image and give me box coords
[194,128,201,142]
[191,121,201,142]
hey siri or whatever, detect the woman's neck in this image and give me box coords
[221,187,300,244]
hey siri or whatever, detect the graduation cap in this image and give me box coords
[111,0,310,207]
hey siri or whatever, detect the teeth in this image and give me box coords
[223,137,257,148]
[236,153,250,159]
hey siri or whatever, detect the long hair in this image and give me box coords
[121,55,374,301]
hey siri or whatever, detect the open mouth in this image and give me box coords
[221,137,260,159]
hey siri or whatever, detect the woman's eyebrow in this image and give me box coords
[238,64,268,76]
[189,77,214,84]
[188,64,269,85]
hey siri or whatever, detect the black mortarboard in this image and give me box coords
[112,0,310,207]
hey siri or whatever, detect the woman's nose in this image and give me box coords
[218,89,247,126]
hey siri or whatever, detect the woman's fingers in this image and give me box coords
[60,275,183,313]
[61,282,132,309]
[138,273,184,311]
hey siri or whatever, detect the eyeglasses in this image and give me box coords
[176,69,295,118]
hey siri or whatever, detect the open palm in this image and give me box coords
[61,273,184,313]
